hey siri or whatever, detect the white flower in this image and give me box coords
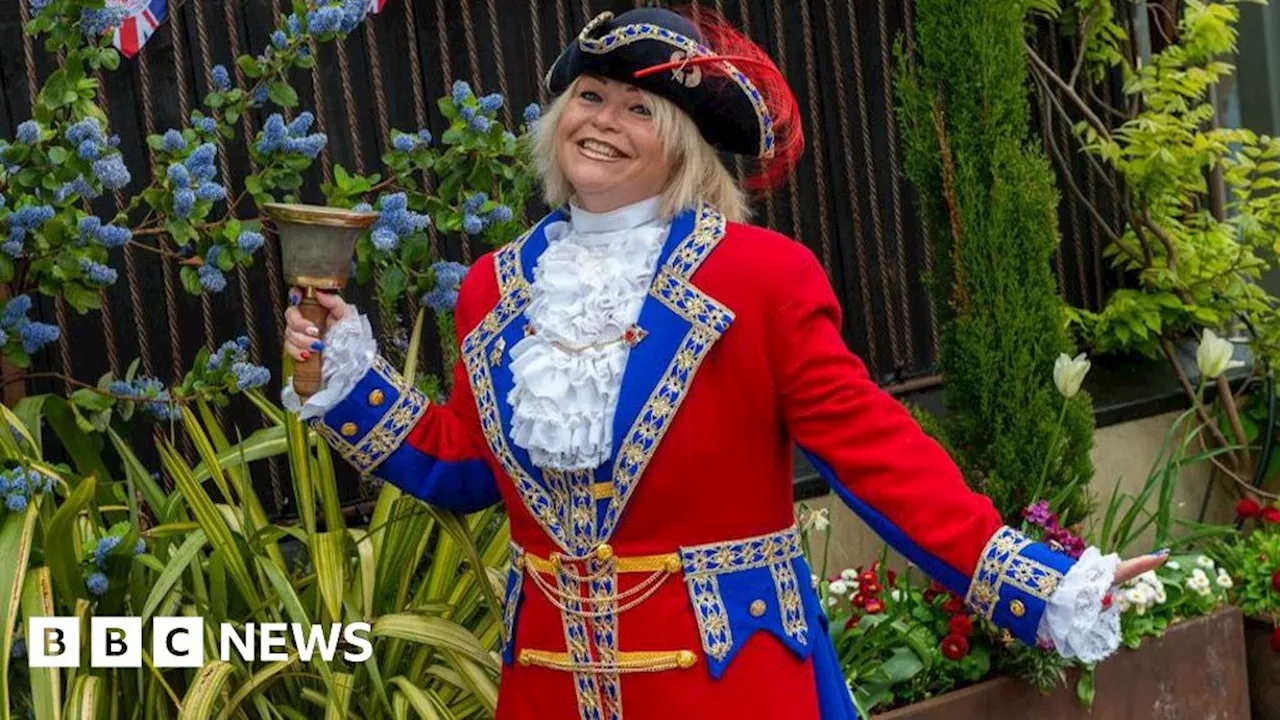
[846,580,859,595]
[840,569,859,582]
[1187,573,1210,593]
[1053,352,1091,399]
[1125,588,1146,607]
[1216,572,1233,589]
[890,589,902,601]
[811,574,820,590]
[1192,567,1209,582]
[829,580,849,596]
[1196,329,1244,379]
[1197,585,1213,597]
[1195,555,1215,570]
[826,596,839,608]
[811,508,830,532]
[1114,593,1132,613]
[1154,588,1167,604]
[1167,560,1180,570]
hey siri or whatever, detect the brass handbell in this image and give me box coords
[264,202,378,403]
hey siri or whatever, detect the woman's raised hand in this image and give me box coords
[283,286,349,362]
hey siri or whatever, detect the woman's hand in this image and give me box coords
[1113,548,1170,585]
[283,286,349,362]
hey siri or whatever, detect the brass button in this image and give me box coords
[595,543,614,561]
[1009,599,1026,617]
[340,422,359,437]
[368,389,385,407]
[676,650,697,669]
[749,600,767,618]
[664,556,682,574]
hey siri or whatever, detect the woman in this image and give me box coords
[282,8,1164,719]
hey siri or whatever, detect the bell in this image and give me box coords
[264,202,378,402]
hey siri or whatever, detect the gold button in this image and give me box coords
[749,600,767,618]
[368,389,385,407]
[340,422,359,437]
[1009,599,1026,617]
[595,543,614,561]
[518,651,531,666]
[664,556,682,574]
[676,650,697,669]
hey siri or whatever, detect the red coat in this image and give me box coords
[313,204,1076,719]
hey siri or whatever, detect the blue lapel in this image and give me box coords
[464,203,734,552]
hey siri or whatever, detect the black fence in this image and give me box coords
[0,0,1120,516]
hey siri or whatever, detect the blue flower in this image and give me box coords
[185,143,218,181]
[287,14,302,35]
[283,134,327,159]
[463,214,483,235]
[463,192,487,213]
[452,80,473,105]
[5,493,26,513]
[195,182,227,202]
[338,0,368,32]
[77,216,101,239]
[198,264,226,293]
[80,6,129,37]
[92,155,131,190]
[0,240,21,259]
[29,0,50,16]
[370,228,398,252]
[502,131,516,144]
[468,115,491,134]
[133,539,146,554]
[392,134,417,152]
[162,129,187,153]
[252,86,269,106]
[460,106,475,122]
[94,535,121,567]
[173,189,196,218]
[478,93,504,114]
[211,64,232,92]
[54,175,99,203]
[0,329,7,348]
[205,244,223,267]
[230,362,270,390]
[380,193,408,213]
[523,103,542,124]
[418,129,433,145]
[257,114,288,153]
[66,118,103,145]
[9,474,25,494]
[16,120,40,144]
[207,337,249,370]
[193,116,217,134]
[432,261,469,289]
[0,476,8,493]
[79,258,118,286]
[96,224,131,249]
[422,286,459,313]
[86,572,108,596]
[271,30,288,49]
[10,205,54,230]
[10,638,24,659]
[487,204,513,224]
[167,163,191,189]
[353,202,373,212]
[2,296,31,328]
[307,5,344,34]
[288,112,315,136]
[77,140,101,160]
[236,231,264,253]
[20,322,60,353]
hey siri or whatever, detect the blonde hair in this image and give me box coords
[531,76,749,223]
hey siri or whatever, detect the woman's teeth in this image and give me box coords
[580,139,623,159]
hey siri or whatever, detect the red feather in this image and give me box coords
[678,5,805,193]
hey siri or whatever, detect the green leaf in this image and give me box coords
[267,82,298,108]
[48,146,68,165]
[43,396,111,482]
[99,48,120,71]
[46,476,94,603]
[0,499,40,715]
[70,388,114,412]
[180,266,203,295]
[237,56,265,78]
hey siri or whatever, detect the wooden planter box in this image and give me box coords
[875,606,1248,719]
[1246,615,1280,720]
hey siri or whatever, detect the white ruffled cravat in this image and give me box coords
[505,196,670,472]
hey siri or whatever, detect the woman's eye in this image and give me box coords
[579,90,602,102]
[630,104,652,117]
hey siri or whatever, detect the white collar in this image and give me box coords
[568,195,664,235]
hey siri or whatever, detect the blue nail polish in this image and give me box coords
[289,293,300,306]
[310,340,325,351]
[1155,548,1170,556]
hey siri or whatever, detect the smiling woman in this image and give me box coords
[279,6,1167,720]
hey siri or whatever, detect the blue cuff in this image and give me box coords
[965,526,1075,646]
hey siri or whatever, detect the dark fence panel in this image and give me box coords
[0,0,1116,516]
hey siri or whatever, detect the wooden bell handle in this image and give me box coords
[292,292,329,402]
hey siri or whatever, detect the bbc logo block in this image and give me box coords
[25,617,372,668]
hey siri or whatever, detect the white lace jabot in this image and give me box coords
[505,196,670,472]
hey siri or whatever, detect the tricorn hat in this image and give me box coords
[545,7,804,191]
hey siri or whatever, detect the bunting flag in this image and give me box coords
[110,0,167,58]
[368,0,388,13]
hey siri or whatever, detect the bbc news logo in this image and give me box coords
[27,618,373,667]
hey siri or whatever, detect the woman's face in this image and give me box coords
[555,75,673,212]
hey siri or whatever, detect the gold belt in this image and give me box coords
[518,649,698,673]
[517,543,683,576]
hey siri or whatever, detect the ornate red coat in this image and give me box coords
[311,203,1080,719]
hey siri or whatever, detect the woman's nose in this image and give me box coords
[590,102,622,130]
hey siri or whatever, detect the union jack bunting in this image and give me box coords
[368,0,388,12]
[110,0,167,58]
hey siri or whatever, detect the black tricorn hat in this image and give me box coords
[545,7,804,191]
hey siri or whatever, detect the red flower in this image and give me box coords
[845,616,859,630]
[859,569,878,585]
[948,614,973,637]
[1101,592,1113,611]
[1263,507,1280,525]
[942,596,965,615]
[1271,627,1280,655]
[923,580,947,603]
[870,561,897,585]
[1237,498,1262,519]
[851,592,866,609]
[862,581,883,595]
[1272,569,1280,594]
[864,598,885,614]
[941,633,970,661]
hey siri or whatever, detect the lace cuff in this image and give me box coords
[1036,546,1122,664]
[280,306,378,420]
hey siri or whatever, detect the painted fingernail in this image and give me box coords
[310,340,325,351]
[1155,548,1170,556]
[305,325,319,337]
[288,292,300,306]
[301,351,311,360]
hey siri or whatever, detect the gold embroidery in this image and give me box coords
[517,649,698,673]
[312,356,428,474]
[964,526,1066,621]
[769,558,808,645]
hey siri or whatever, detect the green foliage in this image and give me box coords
[1214,520,1280,620]
[896,0,1094,520]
